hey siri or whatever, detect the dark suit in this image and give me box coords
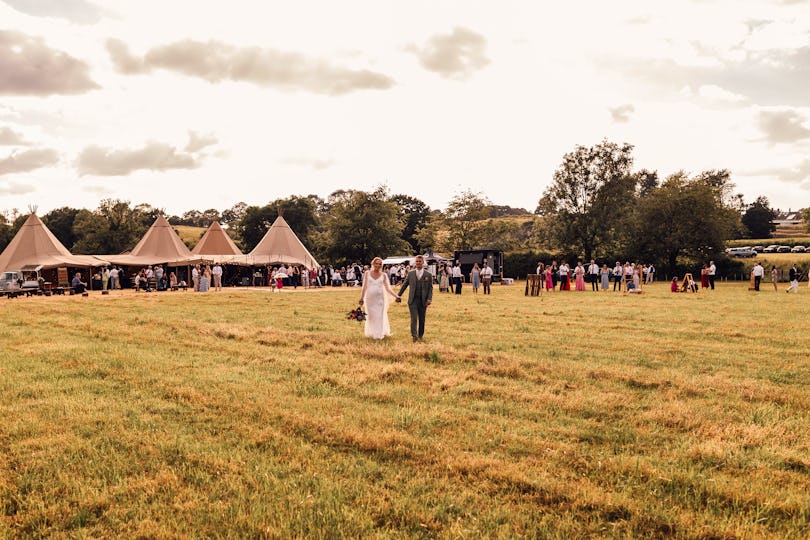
[398,269,433,339]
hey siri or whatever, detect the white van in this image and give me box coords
[0,270,24,290]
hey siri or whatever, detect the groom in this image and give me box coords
[397,255,433,341]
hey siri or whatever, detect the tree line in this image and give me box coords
[0,140,792,271]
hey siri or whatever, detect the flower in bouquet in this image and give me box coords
[347,306,366,321]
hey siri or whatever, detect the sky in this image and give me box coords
[1,0,809,218]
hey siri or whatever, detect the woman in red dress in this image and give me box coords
[700,264,709,289]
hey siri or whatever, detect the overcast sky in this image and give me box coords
[1,0,809,217]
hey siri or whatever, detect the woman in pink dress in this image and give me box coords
[574,262,586,291]
[545,265,554,291]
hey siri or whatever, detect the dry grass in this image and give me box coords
[1,283,809,538]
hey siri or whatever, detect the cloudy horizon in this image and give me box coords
[1,0,809,217]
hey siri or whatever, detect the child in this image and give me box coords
[671,276,679,292]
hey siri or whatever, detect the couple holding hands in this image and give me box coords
[358,255,433,342]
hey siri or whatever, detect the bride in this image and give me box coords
[358,257,399,339]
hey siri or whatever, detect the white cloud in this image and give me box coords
[3,0,105,25]
[609,104,635,123]
[185,131,218,153]
[406,27,489,80]
[106,38,395,95]
[76,142,202,176]
[756,109,810,144]
[0,179,35,195]
[0,30,98,96]
[0,126,29,145]
[0,148,59,174]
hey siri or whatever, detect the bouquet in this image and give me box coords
[347,305,366,322]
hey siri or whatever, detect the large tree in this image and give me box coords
[632,172,740,268]
[742,196,777,239]
[390,194,431,253]
[42,207,82,251]
[321,187,408,265]
[220,202,248,227]
[237,205,275,252]
[236,195,322,253]
[71,199,149,254]
[443,190,492,250]
[0,214,13,253]
[537,140,637,259]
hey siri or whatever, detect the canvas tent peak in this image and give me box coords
[191,220,243,258]
[0,213,106,272]
[225,215,319,269]
[100,214,205,266]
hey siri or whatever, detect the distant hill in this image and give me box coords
[173,225,206,248]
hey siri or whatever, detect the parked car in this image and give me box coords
[752,245,765,252]
[728,247,757,258]
[777,246,792,253]
[790,245,806,253]
[762,245,780,253]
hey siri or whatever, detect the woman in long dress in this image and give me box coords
[199,265,210,292]
[600,264,610,291]
[545,265,554,291]
[440,267,450,292]
[358,257,399,340]
[470,263,481,294]
[574,262,586,291]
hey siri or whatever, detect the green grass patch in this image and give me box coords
[1,283,809,537]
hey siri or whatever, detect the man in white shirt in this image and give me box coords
[212,263,223,291]
[623,262,633,291]
[558,262,570,290]
[612,261,623,292]
[587,259,599,291]
[192,265,200,292]
[451,261,463,294]
[751,262,764,291]
[708,260,717,290]
[109,267,119,290]
[481,261,494,295]
[646,264,655,284]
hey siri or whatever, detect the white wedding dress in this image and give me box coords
[363,273,393,339]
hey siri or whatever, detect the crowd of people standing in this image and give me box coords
[531,260,656,293]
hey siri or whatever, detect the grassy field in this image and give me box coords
[173,225,207,248]
[725,253,810,281]
[1,283,809,538]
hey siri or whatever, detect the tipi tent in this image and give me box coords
[226,215,319,269]
[191,221,243,258]
[0,213,104,272]
[103,214,201,266]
